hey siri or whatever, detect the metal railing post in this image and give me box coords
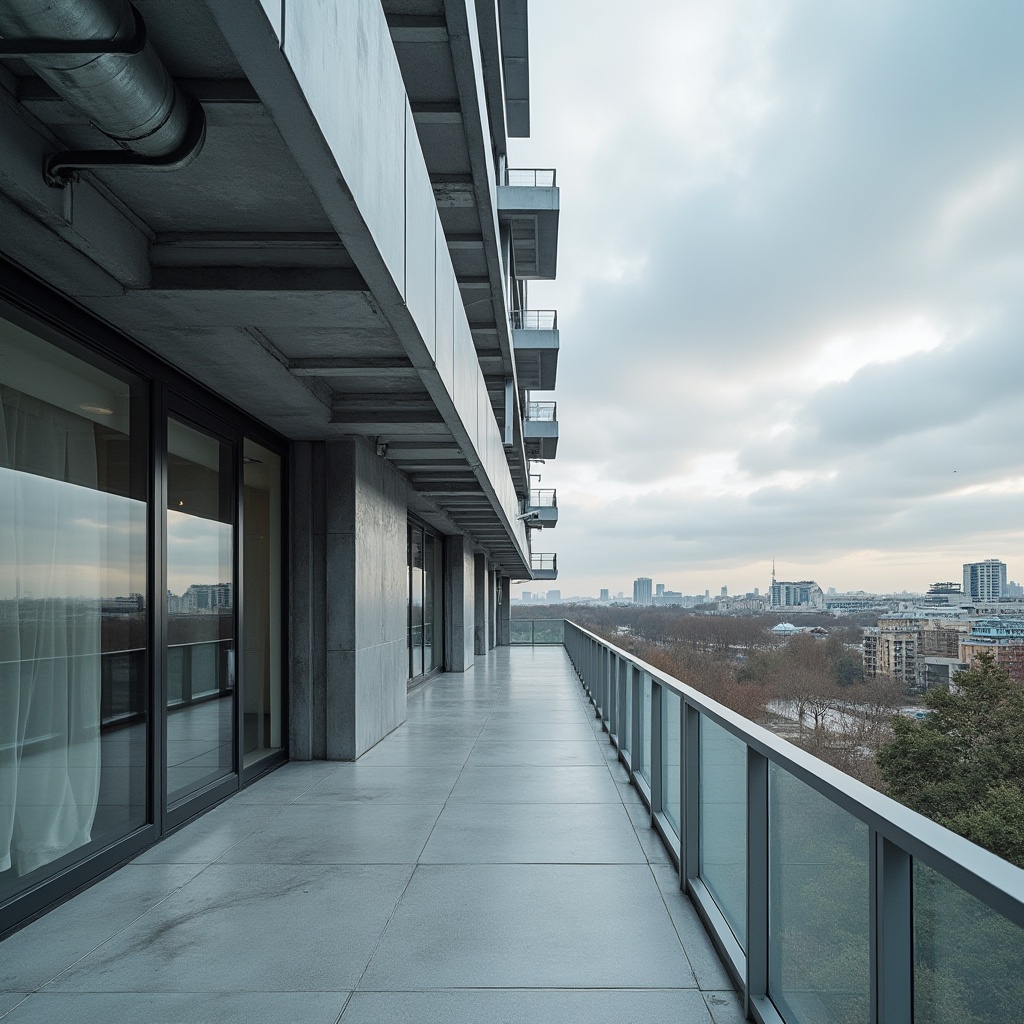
[651,682,664,815]
[630,665,642,775]
[682,701,700,887]
[746,748,769,1019]
[872,831,912,1024]
[617,657,628,752]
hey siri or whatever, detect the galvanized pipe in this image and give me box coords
[0,0,194,158]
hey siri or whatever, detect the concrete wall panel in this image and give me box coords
[453,314,478,448]
[405,104,437,359]
[257,0,282,40]
[284,0,407,292]
[446,534,475,672]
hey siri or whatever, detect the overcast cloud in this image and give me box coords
[511,0,1024,598]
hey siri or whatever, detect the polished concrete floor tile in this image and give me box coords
[51,864,413,993]
[4,992,350,1024]
[0,864,203,991]
[448,765,621,804]
[466,739,607,767]
[218,801,441,863]
[134,801,282,863]
[352,735,476,767]
[293,765,461,805]
[361,864,696,989]
[476,721,599,743]
[420,802,646,863]
[232,764,343,803]
[341,989,713,1024]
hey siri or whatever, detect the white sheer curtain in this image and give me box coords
[0,387,102,875]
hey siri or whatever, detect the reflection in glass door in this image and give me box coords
[165,419,235,807]
[408,521,444,682]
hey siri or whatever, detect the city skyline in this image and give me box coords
[517,1,1024,599]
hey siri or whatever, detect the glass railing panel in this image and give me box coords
[532,619,564,644]
[914,861,1024,1024]
[661,689,682,835]
[510,620,533,645]
[640,673,652,783]
[699,716,748,949]
[769,763,870,1024]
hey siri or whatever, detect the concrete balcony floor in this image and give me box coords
[0,647,742,1024]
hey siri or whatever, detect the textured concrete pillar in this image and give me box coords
[498,576,511,646]
[321,437,408,759]
[445,534,475,671]
[288,440,327,760]
[474,553,488,656]
[488,569,497,650]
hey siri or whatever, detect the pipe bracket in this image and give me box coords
[44,94,207,187]
[0,3,146,59]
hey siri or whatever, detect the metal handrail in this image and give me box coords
[526,401,557,422]
[563,619,1024,1024]
[510,309,558,331]
[505,167,557,187]
[528,489,556,507]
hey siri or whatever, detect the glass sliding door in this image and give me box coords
[165,418,235,807]
[408,520,444,683]
[0,317,148,906]
[242,439,282,769]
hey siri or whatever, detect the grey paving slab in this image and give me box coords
[448,764,621,804]
[360,863,696,990]
[420,802,646,863]
[651,865,737,992]
[466,739,608,767]
[4,992,350,1024]
[293,765,461,805]
[134,800,282,863]
[232,763,343,803]
[218,801,441,864]
[340,989,713,1024]
[50,864,413,992]
[350,734,476,767]
[476,721,599,742]
[0,864,203,991]
[704,990,747,1024]
[0,994,26,1017]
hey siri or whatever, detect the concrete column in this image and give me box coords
[474,553,488,656]
[316,437,408,759]
[487,569,497,650]
[445,533,475,671]
[498,575,511,646]
[288,441,327,760]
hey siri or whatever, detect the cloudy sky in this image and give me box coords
[510,0,1024,599]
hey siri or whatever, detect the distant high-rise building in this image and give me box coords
[521,591,533,603]
[633,578,653,606]
[769,580,824,610]
[655,583,665,597]
[599,588,610,601]
[720,586,728,597]
[962,559,1006,602]
[616,591,624,600]
[753,587,760,597]
[1007,580,1024,598]
[546,590,561,603]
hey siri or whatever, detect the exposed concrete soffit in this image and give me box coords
[205,0,528,573]
[499,0,530,137]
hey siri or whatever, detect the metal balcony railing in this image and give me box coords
[531,553,557,573]
[505,167,557,188]
[526,401,557,422]
[528,489,557,507]
[510,618,565,646]
[510,309,558,331]
[564,620,1024,1024]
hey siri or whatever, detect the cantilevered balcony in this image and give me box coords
[524,400,558,459]
[498,168,560,279]
[512,309,559,390]
[525,488,558,527]
[531,551,558,580]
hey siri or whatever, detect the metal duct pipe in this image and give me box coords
[0,0,203,175]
